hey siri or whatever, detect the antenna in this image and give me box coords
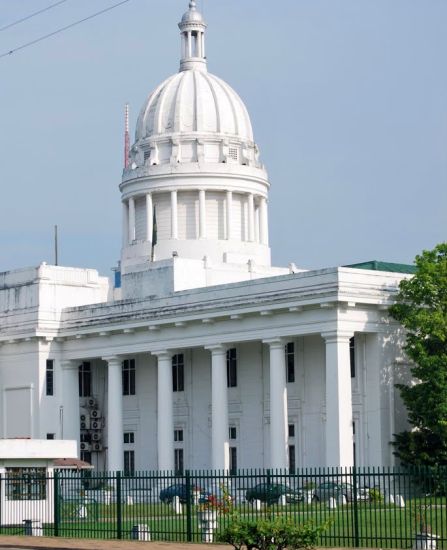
[54,224,58,265]
[124,103,130,169]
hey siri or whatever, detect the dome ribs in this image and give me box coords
[202,71,221,135]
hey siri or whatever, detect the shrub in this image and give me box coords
[368,488,384,503]
[218,516,331,550]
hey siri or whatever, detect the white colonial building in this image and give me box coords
[0,1,413,474]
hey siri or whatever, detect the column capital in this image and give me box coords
[61,359,78,371]
[321,330,354,344]
[205,344,227,354]
[102,355,122,366]
[262,337,284,348]
[152,350,173,360]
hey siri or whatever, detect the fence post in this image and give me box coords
[54,470,60,537]
[116,472,122,540]
[352,466,360,547]
[185,470,192,542]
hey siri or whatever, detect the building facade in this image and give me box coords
[0,2,412,473]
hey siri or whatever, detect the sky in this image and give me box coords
[0,0,446,277]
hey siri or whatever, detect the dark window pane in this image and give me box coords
[122,359,136,396]
[174,448,184,475]
[229,447,237,475]
[226,348,237,388]
[289,445,296,473]
[79,362,91,397]
[124,450,135,475]
[46,359,54,396]
[350,337,355,378]
[172,354,184,392]
[288,424,295,438]
[285,342,295,383]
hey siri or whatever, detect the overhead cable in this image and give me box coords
[0,0,132,60]
[0,0,71,32]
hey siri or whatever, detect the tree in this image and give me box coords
[389,242,447,466]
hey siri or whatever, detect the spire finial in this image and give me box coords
[189,0,197,9]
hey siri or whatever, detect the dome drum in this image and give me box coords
[125,137,263,178]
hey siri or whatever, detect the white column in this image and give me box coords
[199,189,206,239]
[248,194,255,242]
[187,31,192,57]
[206,345,229,471]
[154,351,174,471]
[128,197,135,244]
[171,190,178,239]
[146,193,153,242]
[122,201,129,249]
[226,191,233,240]
[104,356,124,471]
[254,205,260,243]
[322,331,354,467]
[264,338,288,469]
[259,196,268,245]
[201,32,205,58]
[61,360,80,449]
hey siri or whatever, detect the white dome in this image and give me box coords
[135,70,254,143]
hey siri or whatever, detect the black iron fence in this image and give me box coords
[0,467,446,547]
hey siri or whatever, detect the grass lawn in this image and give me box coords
[2,500,445,547]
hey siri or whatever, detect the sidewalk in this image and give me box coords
[0,536,228,550]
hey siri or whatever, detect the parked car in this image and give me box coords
[313,481,369,502]
[159,483,211,504]
[245,483,303,505]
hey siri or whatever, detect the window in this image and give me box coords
[174,429,183,442]
[226,348,237,388]
[78,362,91,397]
[285,342,295,383]
[229,426,237,440]
[288,445,296,473]
[172,354,184,392]
[350,337,355,378]
[288,424,295,438]
[229,447,237,475]
[46,359,54,396]
[174,448,184,475]
[124,432,135,444]
[124,450,135,475]
[46,433,55,440]
[122,359,136,395]
[6,468,46,501]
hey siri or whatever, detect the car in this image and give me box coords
[159,483,211,504]
[313,481,369,502]
[245,483,303,505]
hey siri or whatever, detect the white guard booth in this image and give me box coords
[0,439,78,530]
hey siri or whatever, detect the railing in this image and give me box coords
[0,467,446,547]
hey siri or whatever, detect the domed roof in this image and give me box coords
[181,1,204,24]
[135,70,254,143]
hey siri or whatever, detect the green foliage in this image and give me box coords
[218,516,331,550]
[389,243,447,466]
[368,488,384,503]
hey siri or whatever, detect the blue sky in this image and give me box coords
[1,0,446,276]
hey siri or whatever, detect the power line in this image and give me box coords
[0,0,132,60]
[0,0,71,32]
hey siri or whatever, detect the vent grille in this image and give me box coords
[228,147,238,161]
